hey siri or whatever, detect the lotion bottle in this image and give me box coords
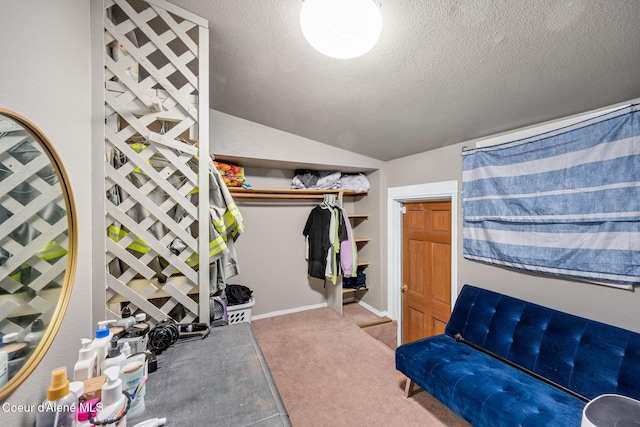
[96,366,127,427]
[91,320,113,375]
[74,338,97,381]
[35,367,77,427]
[102,340,127,372]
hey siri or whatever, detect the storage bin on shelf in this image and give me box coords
[226,298,255,324]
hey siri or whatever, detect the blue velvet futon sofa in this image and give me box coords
[396,285,640,427]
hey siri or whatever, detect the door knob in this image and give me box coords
[401,284,408,292]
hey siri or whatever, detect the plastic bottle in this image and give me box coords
[69,381,87,426]
[1,332,18,346]
[35,367,77,427]
[131,418,167,427]
[76,397,100,427]
[0,351,7,387]
[69,381,84,402]
[96,366,127,427]
[119,313,149,355]
[120,353,146,418]
[133,313,150,352]
[121,342,131,358]
[102,340,127,372]
[74,338,97,381]
[1,332,30,378]
[115,306,136,329]
[91,321,113,375]
[25,318,45,349]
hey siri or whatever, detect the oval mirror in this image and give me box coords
[0,109,77,400]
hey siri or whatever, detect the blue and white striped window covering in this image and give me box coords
[462,104,640,288]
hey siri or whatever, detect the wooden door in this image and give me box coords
[402,201,452,344]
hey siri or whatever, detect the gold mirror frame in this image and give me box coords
[0,109,77,400]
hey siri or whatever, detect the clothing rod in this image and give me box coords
[232,193,329,200]
[228,188,368,200]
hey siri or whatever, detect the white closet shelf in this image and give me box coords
[228,187,368,200]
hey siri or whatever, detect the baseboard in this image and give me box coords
[355,299,390,319]
[251,302,328,321]
[251,300,390,322]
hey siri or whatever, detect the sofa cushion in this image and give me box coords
[396,335,585,427]
[444,285,640,401]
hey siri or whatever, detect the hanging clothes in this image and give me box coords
[303,204,333,280]
[106,144,243,295]
[326,204,346,284]
[303,195,350,284]
[206,160,244,293]
[339,207,358,278]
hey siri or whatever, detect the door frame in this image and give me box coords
[387,180,459,347]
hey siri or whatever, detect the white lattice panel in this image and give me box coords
[104,0,209,324]
[0,129,67,336]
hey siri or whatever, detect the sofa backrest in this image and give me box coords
[445,285,640,401]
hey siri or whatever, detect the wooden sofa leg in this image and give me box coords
[404,378,415,398]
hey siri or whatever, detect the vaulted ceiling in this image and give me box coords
[169,0,640,161]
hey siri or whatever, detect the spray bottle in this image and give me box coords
[35,367,77,427]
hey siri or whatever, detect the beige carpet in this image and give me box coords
[251,307,470,427]
[342,302,398,350]
[342,302,389,326]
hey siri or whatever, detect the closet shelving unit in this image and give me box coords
[228,187,370,314]
[343,212,370,300]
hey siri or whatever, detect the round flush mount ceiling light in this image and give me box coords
[300,0,382,59]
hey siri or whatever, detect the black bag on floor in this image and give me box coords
[225,284,253,306]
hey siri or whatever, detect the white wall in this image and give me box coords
[230,168,327,316]
[211,109,383,172]
[0,1,93,424]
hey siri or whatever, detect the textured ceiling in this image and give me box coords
[169,0,640,161]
